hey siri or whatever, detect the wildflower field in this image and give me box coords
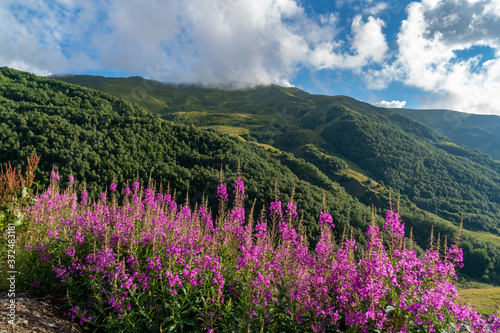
[1,157,500,332]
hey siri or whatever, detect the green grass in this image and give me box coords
[173,111,259,127]
[436,141,461,148]
[329,153,366,175]
[200,125,250,137]
[251,141,280,153]
[459,287,500,314]
[469,231,500,249]
[337,169,384,193]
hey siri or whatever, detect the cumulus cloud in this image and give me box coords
[374,100,407,108]
[350,15,388,65]
[309,14,389,71]
[369,0,500,114]
[0,0,389,88]
[363,2,389,15]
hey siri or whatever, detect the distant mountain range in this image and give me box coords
[394,108,500,161]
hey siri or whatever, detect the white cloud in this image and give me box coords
[0,0,389,89]
[374,100,407,108]
[363,2,389,15]
[0,0,104,75]
[5,60,52,77]
[350,15,388,65]
[335,0,376,11]
[308,14,389,71]
[369,0,500,115]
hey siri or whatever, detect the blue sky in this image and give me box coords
[1,0,500,114]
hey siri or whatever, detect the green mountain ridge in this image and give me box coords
[54,74,500,236]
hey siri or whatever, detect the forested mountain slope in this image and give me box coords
[0,67,376,245]
[394,108,500,161]
[55,74,500,236]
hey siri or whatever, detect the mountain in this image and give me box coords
[394,108,500,161]
[0,66,377,245]
[54,74,500,237]
[4,68,500,282]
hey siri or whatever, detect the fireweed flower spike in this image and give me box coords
[50,169,60,182]
[217,180,227,201]
[270,179,282,218]
[269,201,282,217]
[233,159,245,204]
[217,166,228,202]
[286,201,298,220]
[123,186,131,196]
[132,181,140,192]
[217,183,228,202]
[233,178,245,201]
[80,190,88,206]
[319,211,334,229]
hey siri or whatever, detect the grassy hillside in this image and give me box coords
[459,287,500,314]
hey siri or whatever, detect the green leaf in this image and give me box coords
[182,319,195,326]
[384,305,396,314]
[162,316,174,325]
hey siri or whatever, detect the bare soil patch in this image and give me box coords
[0,291,82,333]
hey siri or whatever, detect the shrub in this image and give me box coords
[0,150,39,230]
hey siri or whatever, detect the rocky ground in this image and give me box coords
[0,291,82,333]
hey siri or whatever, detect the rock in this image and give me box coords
[18,319,29,326]
[40,318,56,327]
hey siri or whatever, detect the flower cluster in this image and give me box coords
[50,170,60,183]
[269,200,282,217]
[319,211,334,229]
[217,183,228,202]
[20,173,500,332]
